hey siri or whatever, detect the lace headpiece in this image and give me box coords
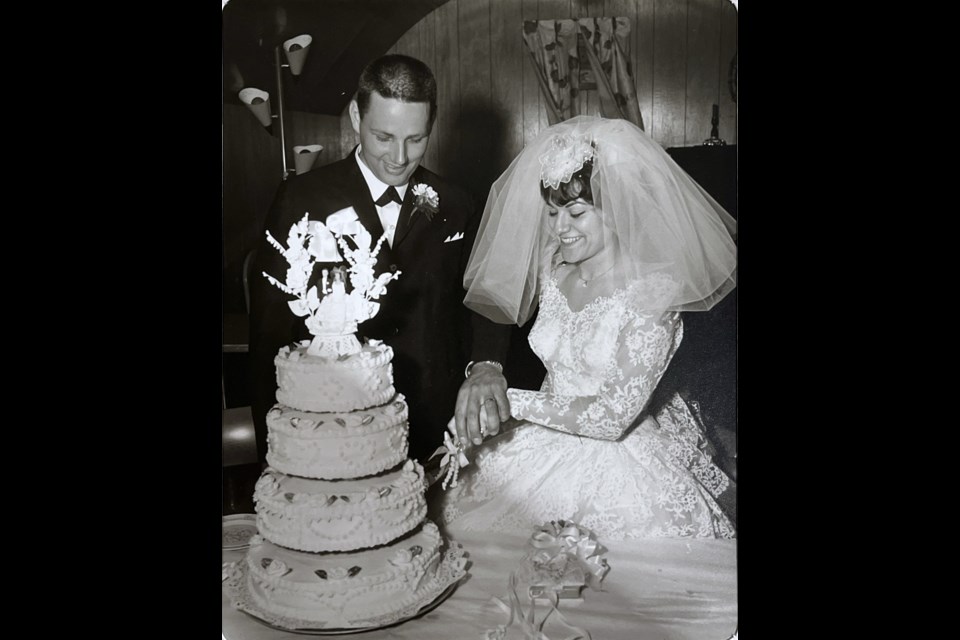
[538,133,595,189]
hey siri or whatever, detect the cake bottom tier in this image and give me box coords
[244,520,447,628]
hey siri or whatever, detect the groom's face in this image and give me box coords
[351,92,431,187]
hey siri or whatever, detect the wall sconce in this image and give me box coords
[238,88,274,132]
[293,145,323,175]
[237,34,313,180]
[283,35,312,77]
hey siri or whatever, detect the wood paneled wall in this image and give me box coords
[224,0,736,313]
[222,105,341,313]
[350,0,738,197]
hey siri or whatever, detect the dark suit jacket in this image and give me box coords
[249,150,509,462]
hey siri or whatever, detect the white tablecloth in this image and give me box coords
[222,526,737,640]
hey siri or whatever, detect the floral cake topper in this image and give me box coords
[411,183,439,221]
[262,209,400,357]
[538,133,596,189]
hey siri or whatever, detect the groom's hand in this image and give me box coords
[454,364,509,448]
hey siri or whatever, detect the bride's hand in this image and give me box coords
[454,364,510,449]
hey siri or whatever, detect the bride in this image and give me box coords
[439,116,737,540]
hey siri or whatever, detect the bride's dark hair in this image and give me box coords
[540,160,594,206]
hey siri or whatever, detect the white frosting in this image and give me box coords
[255,460,427,553]
[275,341,395,413]
[244,330,456,629]
[245,521,443,627]
[266,395,409,479]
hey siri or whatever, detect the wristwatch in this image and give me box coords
[464,360,503,379]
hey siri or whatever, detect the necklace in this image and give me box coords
[576,263,615,287]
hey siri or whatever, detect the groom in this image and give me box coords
[249,54,510,464]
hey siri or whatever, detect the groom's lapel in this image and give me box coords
[393,168,424,248]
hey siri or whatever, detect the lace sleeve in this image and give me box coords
[507,309,682,440]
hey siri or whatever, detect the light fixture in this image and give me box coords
[238,88,273,131]
[238,34,313,179]
[283,35,312,76]
[293,145,323,175]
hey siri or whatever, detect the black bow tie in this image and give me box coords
[374,186,403,207]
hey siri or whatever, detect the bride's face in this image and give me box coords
[547,198,608,265]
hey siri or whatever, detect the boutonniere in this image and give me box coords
[411,183,439,221]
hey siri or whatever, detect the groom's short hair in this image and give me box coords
[356,54,438,128]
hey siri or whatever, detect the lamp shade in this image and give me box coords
[283,35,312,76]
[238,88,273,128]
[293,144,323,175]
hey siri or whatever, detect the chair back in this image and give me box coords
[222,406,259,467]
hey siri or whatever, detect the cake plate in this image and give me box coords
[223,542,468,636]
[222,514,258,550]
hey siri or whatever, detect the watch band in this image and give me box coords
[464,360,504,379]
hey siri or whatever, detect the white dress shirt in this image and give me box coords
[355,147,408,247]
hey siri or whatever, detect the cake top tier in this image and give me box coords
[262,209,400,357]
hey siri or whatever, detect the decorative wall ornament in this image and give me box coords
[522,17,643,130]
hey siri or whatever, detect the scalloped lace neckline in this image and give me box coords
[545,271,630,315]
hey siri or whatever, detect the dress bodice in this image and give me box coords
[530,276,681,395]
[507,273,683,440]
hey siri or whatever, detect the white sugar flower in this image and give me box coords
[389,548,414,566]
[327,566,348,579]
[285,266,308,291]
[255,473,279,496]
[264,558,290,578]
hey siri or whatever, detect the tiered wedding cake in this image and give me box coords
[225,209,466,630]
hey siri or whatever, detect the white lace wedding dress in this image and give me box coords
[440,274,735,540]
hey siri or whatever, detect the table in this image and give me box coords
[222,527,737,639]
